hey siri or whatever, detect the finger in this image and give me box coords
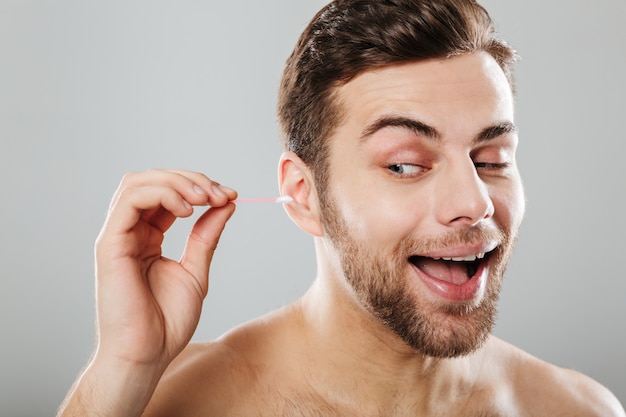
[180,203,236,295]
[105,185,195,234]
[111,170,237,211]
[167,170,239,205]
[141,206,178,235]
[140,179,236,232]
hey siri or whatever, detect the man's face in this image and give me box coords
[319,52,525,358]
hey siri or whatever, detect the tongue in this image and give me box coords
[414,258,469,286]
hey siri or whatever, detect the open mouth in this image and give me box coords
[408,251,492,285]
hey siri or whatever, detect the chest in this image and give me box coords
[238,388,518,417]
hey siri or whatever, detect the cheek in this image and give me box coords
[337,190,422,247]
[493,179,525,232]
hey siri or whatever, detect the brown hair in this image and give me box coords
[277,0,518,190]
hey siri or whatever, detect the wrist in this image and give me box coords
[57,355,165,417]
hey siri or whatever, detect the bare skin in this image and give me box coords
[57,54,625,417]
[144,309,620,417]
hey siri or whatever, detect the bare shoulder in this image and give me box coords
[489,337,625,417]
[142,339,253,416]
[143,306,299,417]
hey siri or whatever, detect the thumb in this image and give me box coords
[180,203,236,295]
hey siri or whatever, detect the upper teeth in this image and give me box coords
[435,253,485,262]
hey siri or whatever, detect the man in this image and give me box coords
[57,0,625,416]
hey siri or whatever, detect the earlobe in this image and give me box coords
[278,152,324,237]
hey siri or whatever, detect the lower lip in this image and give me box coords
[411,262,487,303]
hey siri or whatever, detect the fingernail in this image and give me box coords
[193,185,207,195]
[212,184,226,198]
[219,185,237,195]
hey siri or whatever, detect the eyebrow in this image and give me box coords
[360,115,442,142]
[360,115,517,144]
[476,122,518,142]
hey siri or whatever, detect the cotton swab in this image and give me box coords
[233,196,293,204]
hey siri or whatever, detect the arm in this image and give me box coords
[56,169,237,417]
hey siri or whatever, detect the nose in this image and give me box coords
[433,161,494,228]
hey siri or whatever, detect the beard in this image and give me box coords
[319,194,517,358]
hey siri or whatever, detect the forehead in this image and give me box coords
[334,52,514,138]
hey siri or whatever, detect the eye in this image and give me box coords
[474,161,511,171]
[388,163,426,177]
[472,145,514,173]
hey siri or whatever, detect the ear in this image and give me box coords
[278,151,324,237]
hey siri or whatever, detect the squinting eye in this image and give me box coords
[474,162,511,170]
[388,163,424,176]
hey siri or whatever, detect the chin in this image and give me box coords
[373,284,499,358]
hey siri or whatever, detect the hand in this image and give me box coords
[93,169,237,373]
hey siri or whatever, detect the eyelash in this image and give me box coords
[387,161,511,178]
[474,162,511,171]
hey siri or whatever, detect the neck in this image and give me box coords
[294,246,483,411]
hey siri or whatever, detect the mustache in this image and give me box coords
[395,224,507,258]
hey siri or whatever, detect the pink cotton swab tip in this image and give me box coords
[233,196,293,204]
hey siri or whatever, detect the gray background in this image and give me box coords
[1,0,624,415]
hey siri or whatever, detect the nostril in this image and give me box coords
[434,163,494,226]
[445,191,494,227]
